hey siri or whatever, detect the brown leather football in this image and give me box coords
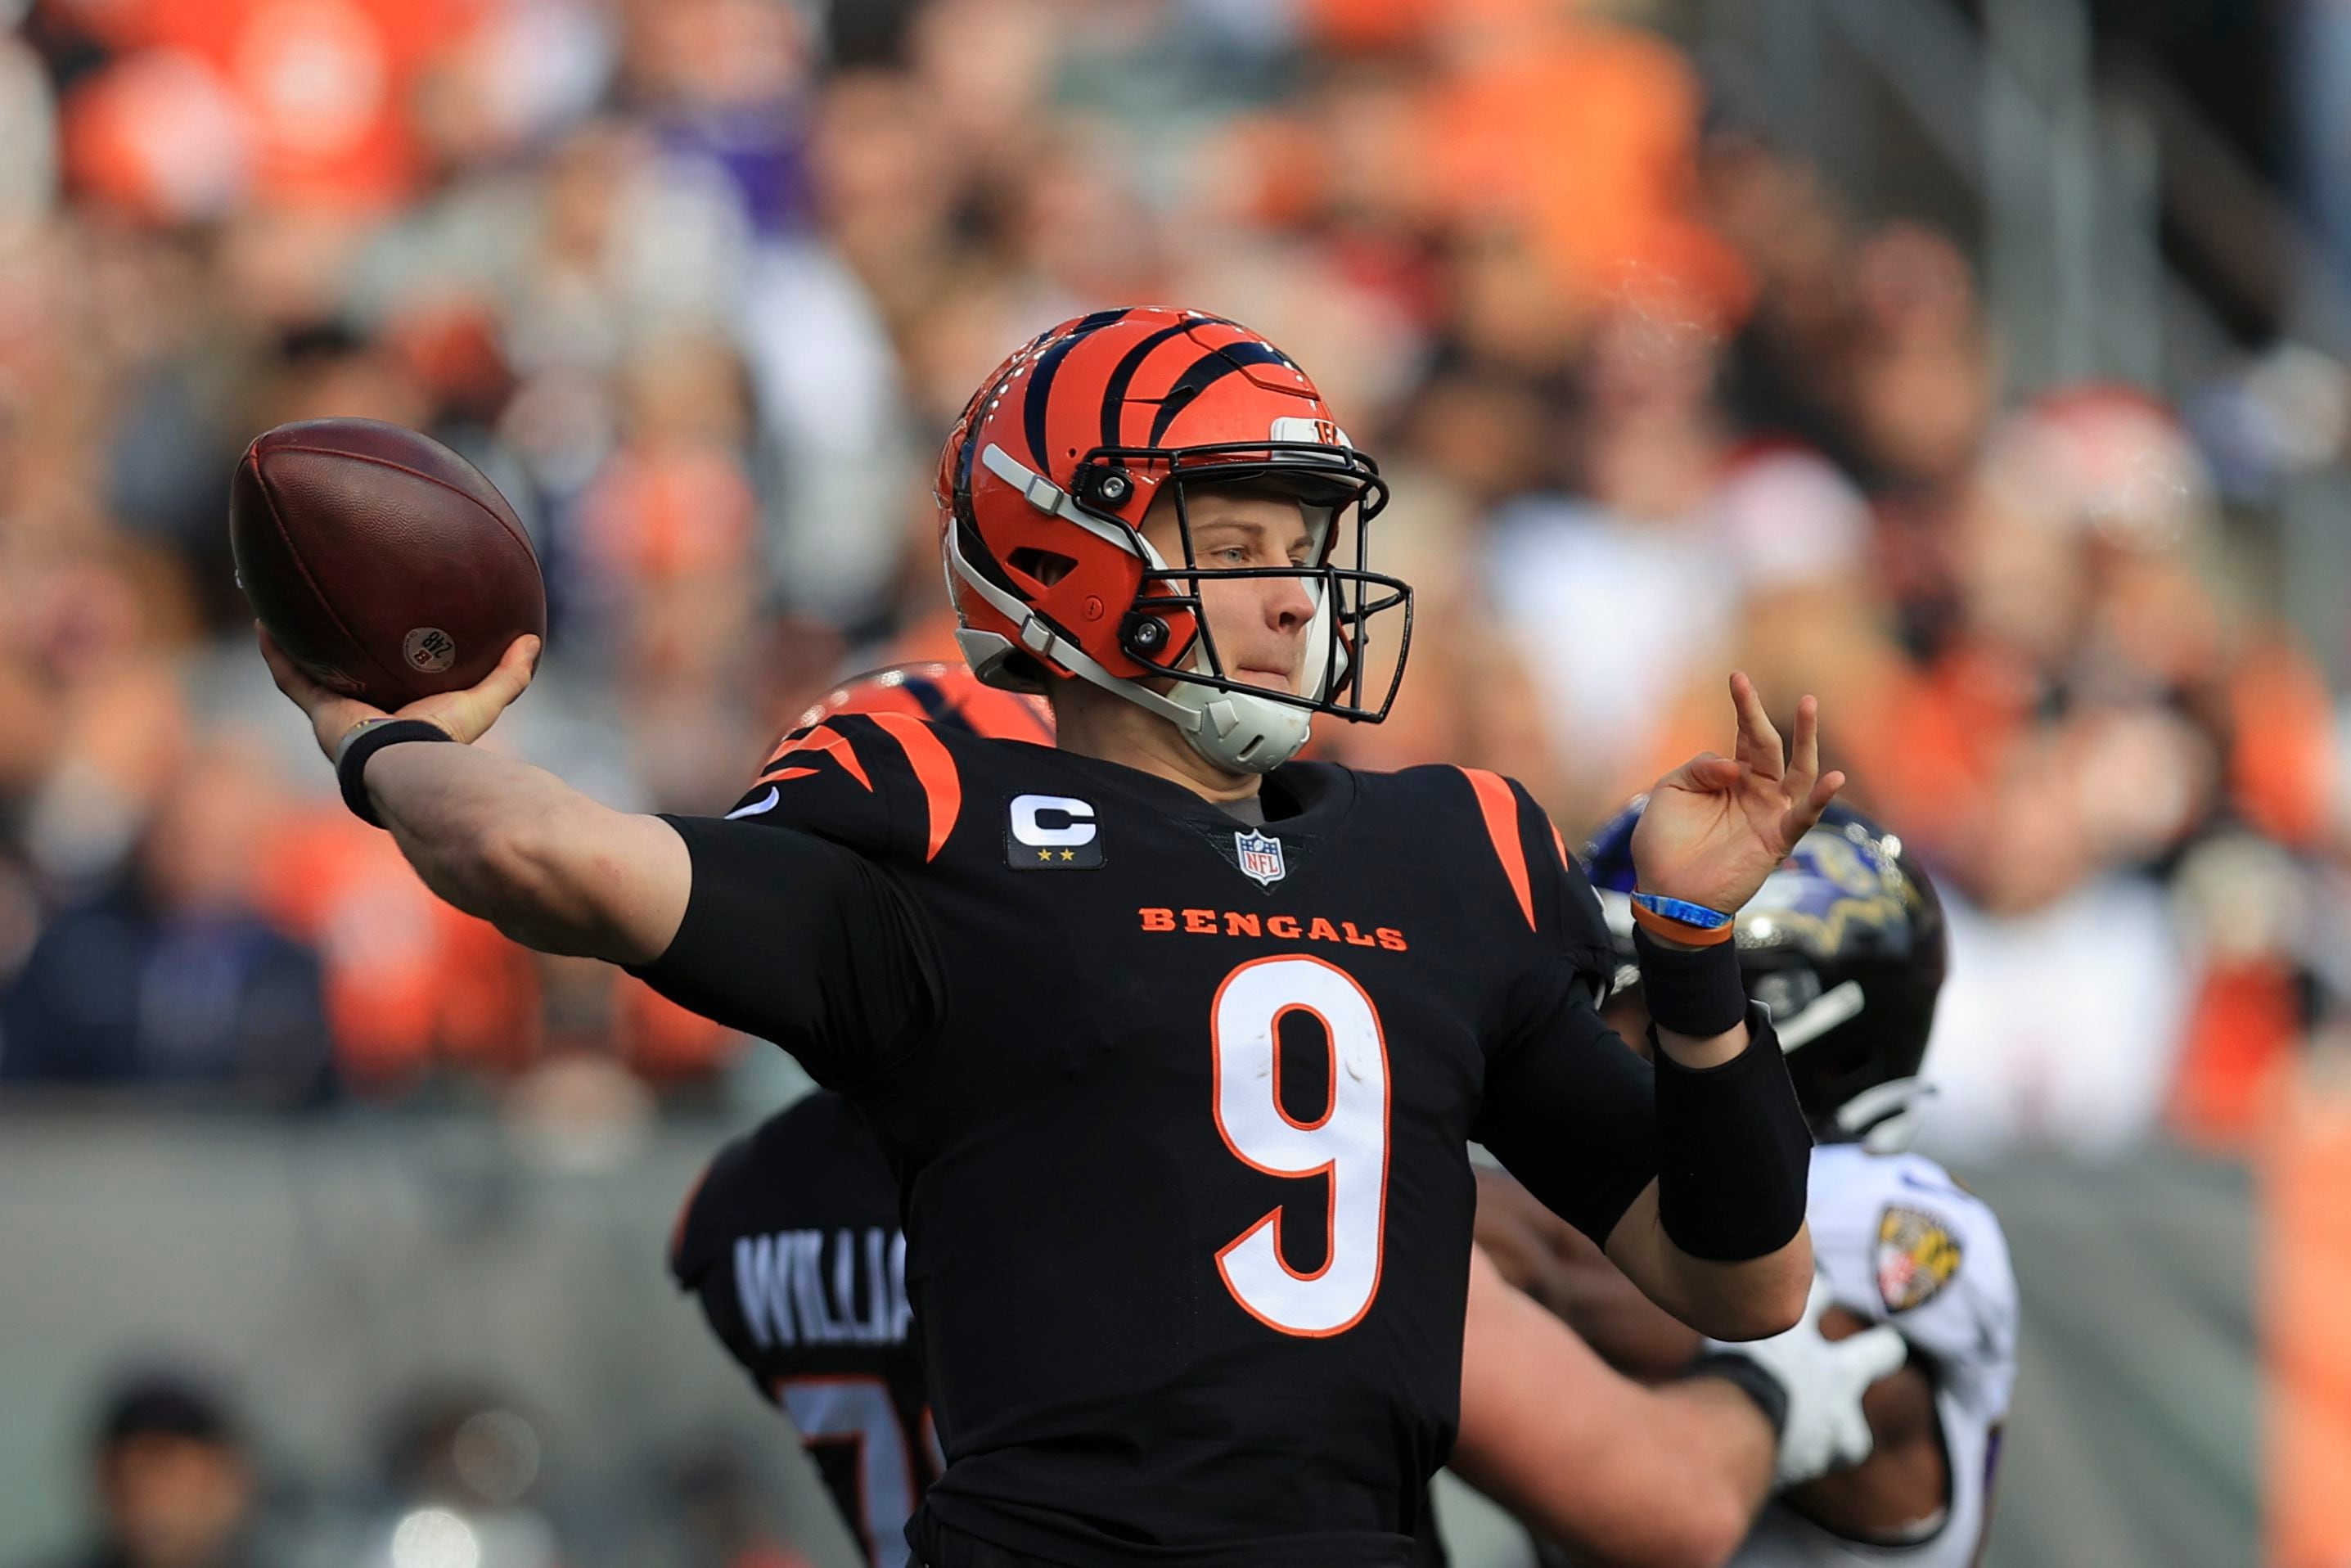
[231,418,545,710]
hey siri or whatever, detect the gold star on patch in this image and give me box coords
[1036,848,1053,861]
[1059,849,1075,860]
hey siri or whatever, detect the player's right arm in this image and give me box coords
[366,740,689,961]
[262,626,689,961]
[263,630,939,1087]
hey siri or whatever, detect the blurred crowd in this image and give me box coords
[34,1361,823,1568]
[1,0,2348,1158]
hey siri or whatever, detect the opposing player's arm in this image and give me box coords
[1452,1246,1775,1568]
[1776,1310,1943,1539]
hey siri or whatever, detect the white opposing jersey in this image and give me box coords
[1734,1143,2019,1568]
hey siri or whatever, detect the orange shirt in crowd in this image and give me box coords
[61,0,480,214]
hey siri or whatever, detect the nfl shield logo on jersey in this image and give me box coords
[1234,830,1286,887]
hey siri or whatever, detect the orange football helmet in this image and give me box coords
[935,306,1412,773]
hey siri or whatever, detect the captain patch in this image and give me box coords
[1876,1205,1961,1313]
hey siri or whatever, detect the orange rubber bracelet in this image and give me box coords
[1631,899,1736,947]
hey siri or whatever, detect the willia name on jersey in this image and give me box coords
[734,1224,912,1349]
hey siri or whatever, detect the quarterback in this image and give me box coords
[671,669,1908,1568]
[265,306,1841,1567]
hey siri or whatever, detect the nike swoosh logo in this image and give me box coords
[726,786,780,820]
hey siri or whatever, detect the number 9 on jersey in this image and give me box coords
[1211,955,1392,1337]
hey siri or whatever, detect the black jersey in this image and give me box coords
[672,1090,936,1567]
[629,715,1683,1567]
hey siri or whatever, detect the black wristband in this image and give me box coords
[1654,1001,1813,1261]
[1633,925,1748,1039]
[335,719,452,828]
[1686,1351,1790,1439]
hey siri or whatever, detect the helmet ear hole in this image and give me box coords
[1007,547,1079,588]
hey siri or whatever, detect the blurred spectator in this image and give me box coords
[367,1388,561,1568]
[0,737,335,1105]
[35,1364,271,1568]
[668,1445,815,1568]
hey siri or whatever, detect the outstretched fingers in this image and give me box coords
[1730,671,1785,779]
[1778,765,1847,846]
[1789,694,1822,785]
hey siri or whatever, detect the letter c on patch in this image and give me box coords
[1011,794,1097,848]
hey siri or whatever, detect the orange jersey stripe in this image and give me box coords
[1458,767,1535,931]
[869,712,962,862]
[761,723,871,791]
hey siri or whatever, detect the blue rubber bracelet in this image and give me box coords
[1632,890,1735,930]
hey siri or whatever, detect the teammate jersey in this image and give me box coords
[673,1091,938,1568]
[628,714,1758,1567]
[1733,1144,2018,1568]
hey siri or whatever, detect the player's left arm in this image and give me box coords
[1477,1000,1813,1342]
[1601,1176,1813,1345]
[1481,674,1840,1339]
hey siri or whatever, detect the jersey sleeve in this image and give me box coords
[1462,772,1659,1246]
[624,813,944,1092]
[1455,769,1621,1001]
[722,712,929,861]
[1473,998,1660,1247]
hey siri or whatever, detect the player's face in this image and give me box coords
[1142,488,1319,696]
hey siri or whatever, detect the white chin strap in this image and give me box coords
[1835,1077,1935,1154]
[946,444,1339,774]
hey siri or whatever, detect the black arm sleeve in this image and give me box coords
[624,814,944,1092]
[1472,985,1660,1248]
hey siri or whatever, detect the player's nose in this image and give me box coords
[1264,573,1316,636]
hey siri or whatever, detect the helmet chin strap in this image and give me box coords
[1837,1078,1937,1154]
[952,445,1338,774]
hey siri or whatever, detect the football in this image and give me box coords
[231,418,545,710]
